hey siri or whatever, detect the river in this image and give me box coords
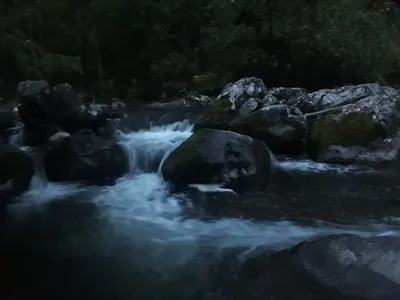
[1,119,400,300]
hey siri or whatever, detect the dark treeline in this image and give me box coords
[0,0,400,101]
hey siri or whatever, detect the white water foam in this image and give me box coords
[117,120,193,173]
[10,120,400,272]
[279,160,375,174]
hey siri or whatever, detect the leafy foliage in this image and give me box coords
[1,0,400,100]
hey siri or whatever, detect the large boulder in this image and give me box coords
[0,144,34,200]
[0,110,16,131]
[307,91,400,164]
[231,104,307,155]
[161,129,272,191]
[286,234,400,299]
[43,130,129,184]
[214,234,400,300]
[17,82,112,138]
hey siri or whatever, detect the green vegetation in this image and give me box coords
[308,111,386,153]
[1,0,400,101]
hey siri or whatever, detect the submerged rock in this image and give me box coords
[43,130,129,183]
[161,129,272,191]
[0,144,34,200]
[231,104,307,155]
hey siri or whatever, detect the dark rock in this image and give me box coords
[0,110,16,131]
[292,94,317,114]
[264,87,316,114]
[261,94,280,107]
[17,83,111,138]
[219,234,400,300]
[17,80,50,100]
[161,128,272,191]
[267,87,308,105]
[22,121,64,146]
[231,104,307,155]
[0,143,34,200]
[43,130,129,183]
[111,98,126,110]
[239,98,261,117]
[194,99,235,132]
[184,94,215,108]
[290,234,400,299]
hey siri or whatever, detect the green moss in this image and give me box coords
[231,113,275,140]
[206,98,233,121]
[309,111,385,152]
[171,131,205,165]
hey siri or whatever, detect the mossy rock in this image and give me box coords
[307,111,386,159]
[193,98,234,131]
[230,106,307,155]
[161,130,224,184]
[161,128,272,190]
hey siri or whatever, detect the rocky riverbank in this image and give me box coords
[1,78,400,300]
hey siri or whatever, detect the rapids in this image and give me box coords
[1,119,400,300]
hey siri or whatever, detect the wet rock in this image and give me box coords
[0,110,16,131]
[231,104,307,155]
[43,130,129,183]
[289,234,400,299]
[218,77,267,110]
[221,234,400,300]
[0,143,34,200]
[307,92,400,163]
[161,129,272,191]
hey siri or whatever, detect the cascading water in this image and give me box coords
[117,120,193,174]
[4,119,400,300]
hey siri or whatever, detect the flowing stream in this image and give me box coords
[1,119,400,300]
